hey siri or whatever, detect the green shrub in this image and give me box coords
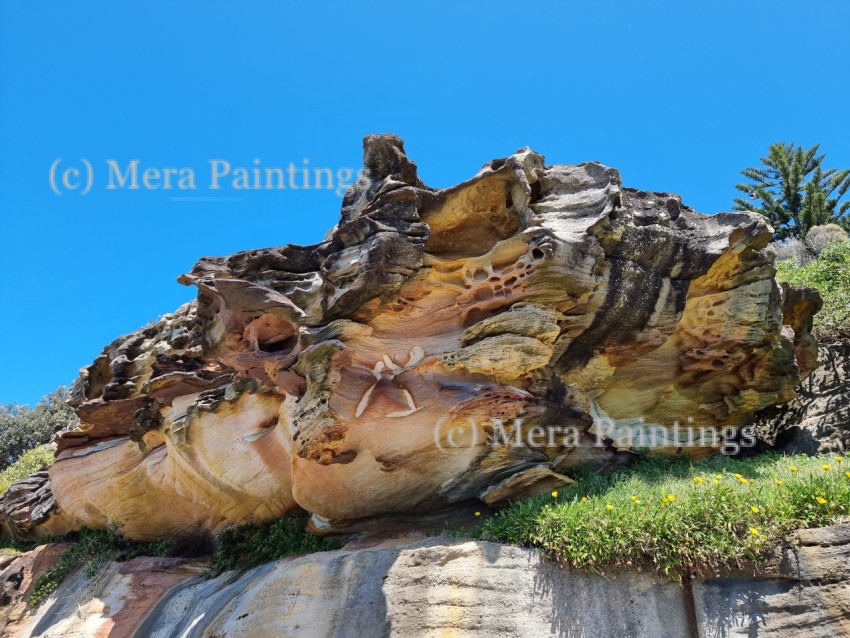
[0,444,55,496]
[0,389,75,470]
[209,516,342,576]
[474,453,850,582]
[776,239,850,340]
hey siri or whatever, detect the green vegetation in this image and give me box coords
[0,536,35,555]
[6,510,343,608]
[12,455,850,603]
[21,516,341,607]
[733,142,850,238]
[209,516,342,576]
[28,526,173,608]
[474,453,850,582]
[776,239,850,340]
[0,444,54,496]
[0,388,75,470]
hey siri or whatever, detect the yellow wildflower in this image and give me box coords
[815,496,828,505]
[693,477,703,484]
[821,465,831,471]
[551,491,559,498]
[750,506,759,513]
[606,504,614,510]
[667,494,677,502]
[474,511,481,517]
[734,473,743,479]
[749,527,760,535]
[774,479,783,485]
[581,496,588,503]
[790,466,798,472]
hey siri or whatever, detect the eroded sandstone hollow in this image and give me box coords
[1,134,821,542]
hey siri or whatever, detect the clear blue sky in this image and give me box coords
[1,1,848,406]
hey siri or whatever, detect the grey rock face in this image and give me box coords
[756,341,850,453]
[10,527,850,637]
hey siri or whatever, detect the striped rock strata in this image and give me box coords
[5,525,850,637]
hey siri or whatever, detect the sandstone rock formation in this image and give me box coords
[756,340,850,453]
[1,134,821,541]
[0,543,68,632]
[5,526,850,637]
[0,472,76,541]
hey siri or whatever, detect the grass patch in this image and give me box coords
[474,453,850,581]
[209,516,342,576]
[426,520,474,539]
[29,526,173,608]
[0,444,54,496]
[17,454,850,601]
[0,537,34,555]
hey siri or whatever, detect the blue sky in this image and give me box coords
[1,1,848,406]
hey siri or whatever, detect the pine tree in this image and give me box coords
[733,142,850,239]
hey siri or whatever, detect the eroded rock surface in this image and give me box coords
[756,340,850,453]
[0,472,76,541]
[8,527,850,637]
[0,543,69,632]
[1,134,820,541]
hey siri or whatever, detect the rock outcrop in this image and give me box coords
[4,525,850,637]
[1,134,821,541]
[756,340,850,453]
[0,543,68,632]
[0,473,76,541]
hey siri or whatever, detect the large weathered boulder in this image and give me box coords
[2,134,820,541]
